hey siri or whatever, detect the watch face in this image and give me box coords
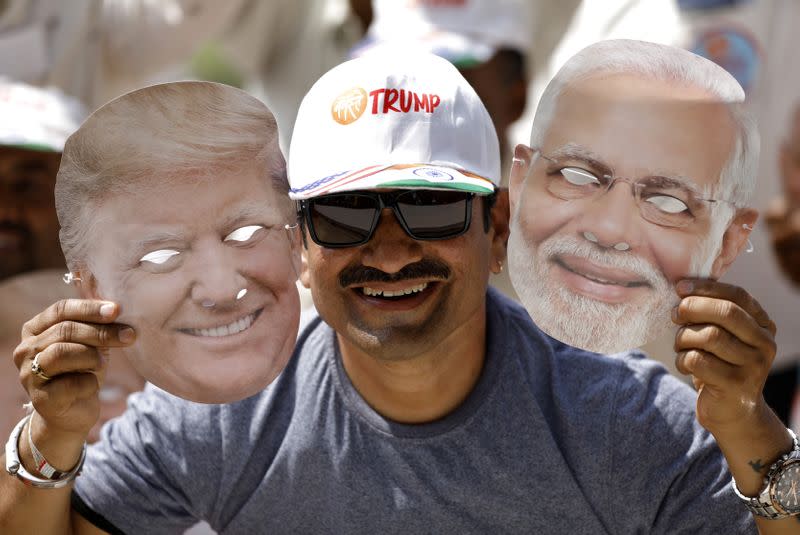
[774,460,800,514]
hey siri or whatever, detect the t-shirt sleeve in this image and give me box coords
[608,355,757,534]
[73,384,224,534]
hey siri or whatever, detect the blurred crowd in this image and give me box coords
[2,0,800,503]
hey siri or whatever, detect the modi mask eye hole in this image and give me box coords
[224,225,265,243]
[560,167,601,186]
[140,249,181,265]
[644,194,689,214]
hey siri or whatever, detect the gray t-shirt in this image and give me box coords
[74,289,755,534]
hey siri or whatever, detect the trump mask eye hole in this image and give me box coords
[224,225,266,245]
[139,249,181,265]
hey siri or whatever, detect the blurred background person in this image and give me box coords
[766,105,800,288]
[0,0,365,152]
[0,79,85,281]
[0,0,247,108]
[763,103,800,430]
[217,0,364,151]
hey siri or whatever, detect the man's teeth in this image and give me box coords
[362,282,429,297]
[185,312,257,338]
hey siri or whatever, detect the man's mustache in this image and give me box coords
[339,258,451,287]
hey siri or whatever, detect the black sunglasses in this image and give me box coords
[298,190,476,248]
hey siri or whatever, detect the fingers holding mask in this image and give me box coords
[14,299,135,369]
[672,280,776,429]
[20,298,127,338]
[12,298,135,434]
[674,280,776,364]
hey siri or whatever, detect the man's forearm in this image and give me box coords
[0,451,75,535]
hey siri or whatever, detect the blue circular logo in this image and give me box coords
[413,167,454,181]
[691,26,761,94]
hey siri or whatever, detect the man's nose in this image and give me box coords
[359,208,423,274]
[575,182,641,250]
[189,241,248,308]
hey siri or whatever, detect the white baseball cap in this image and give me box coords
[350,0,533,68]
[0,79,87,152]
[288,48,500,200]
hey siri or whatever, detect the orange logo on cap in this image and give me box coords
[331,87,368,125]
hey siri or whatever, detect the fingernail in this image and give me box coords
[119,327,135,343]
[677,280,693,293]
[100,303,115,318]
[671,306,679,322]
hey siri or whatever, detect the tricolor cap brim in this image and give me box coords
[289,163,496,200]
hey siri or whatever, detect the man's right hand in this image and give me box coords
[11,299,135,472]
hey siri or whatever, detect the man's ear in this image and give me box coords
[509,144,535,216]
[710,208,759,278]
[489,189,511,268]
[299,245,312,289]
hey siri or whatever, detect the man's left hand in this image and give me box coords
[673,279,777,435]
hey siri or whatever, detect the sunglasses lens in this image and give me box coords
[396,190,471,239]
[308,194,379,246]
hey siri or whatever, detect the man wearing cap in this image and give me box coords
[0,48,794,533]
[348,0,532,300]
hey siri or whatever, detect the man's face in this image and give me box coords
[0,146,63,279]
[300,192,506,362]
[508,74,739,353]
[84,166,301,403]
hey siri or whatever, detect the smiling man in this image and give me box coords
[508,39,759,355]
[0,48,797,534]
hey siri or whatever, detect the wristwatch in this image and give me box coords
[733,428,800,519]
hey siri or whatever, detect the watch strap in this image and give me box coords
[732,428,800,519]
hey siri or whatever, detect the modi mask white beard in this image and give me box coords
[507,217,676,354]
